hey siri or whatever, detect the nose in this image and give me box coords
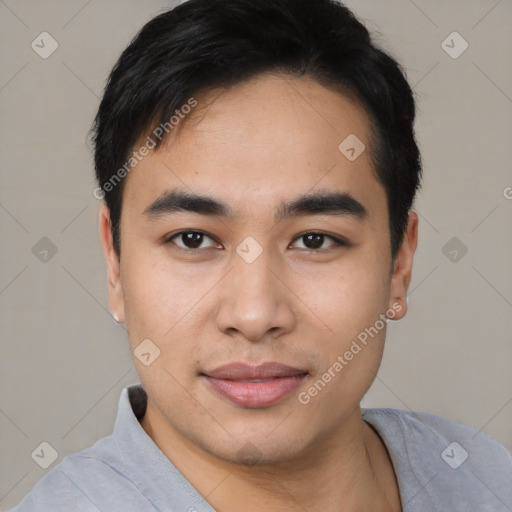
[215,248,296,343]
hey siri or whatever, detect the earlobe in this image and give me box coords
[388,211,418,320]
[99,205,126,323]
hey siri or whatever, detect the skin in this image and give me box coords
[99,73,418,512]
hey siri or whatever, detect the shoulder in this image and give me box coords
[9,438,157,512]
[362,407,512,510]
[365,407,509,451]
[363,407,512,471]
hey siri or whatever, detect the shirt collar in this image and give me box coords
[111,383,215,512]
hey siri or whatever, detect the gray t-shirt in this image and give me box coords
[10,384,512,511]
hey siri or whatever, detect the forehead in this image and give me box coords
[122,73,385,217]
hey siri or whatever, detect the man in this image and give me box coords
[12,0,512,510]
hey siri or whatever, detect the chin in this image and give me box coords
[201,434,307,467]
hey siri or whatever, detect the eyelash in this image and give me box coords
[165,230,348,252]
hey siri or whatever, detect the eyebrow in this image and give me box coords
[143,189,368,222]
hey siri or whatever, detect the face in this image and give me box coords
[100,73,417,465]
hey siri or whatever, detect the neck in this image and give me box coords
[141,401,401,512]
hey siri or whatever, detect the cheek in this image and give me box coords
[298,267,389,417]
[120,248,184,344]
[120,248,216,368]
[301,256,390,340]
[294,250,391,404]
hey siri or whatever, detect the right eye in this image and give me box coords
[166,231,220,251]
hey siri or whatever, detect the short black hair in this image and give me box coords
[92,0,422,259]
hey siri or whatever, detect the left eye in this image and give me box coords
[291,233,345,250]
[168,231,218,250]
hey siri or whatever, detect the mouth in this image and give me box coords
[201,362,309,408]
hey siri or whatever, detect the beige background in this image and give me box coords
[1,0,511,509]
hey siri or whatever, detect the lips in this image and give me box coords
[201,362,308,408]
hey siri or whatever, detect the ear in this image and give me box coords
[388,210,418,320]
[99,205,125,323]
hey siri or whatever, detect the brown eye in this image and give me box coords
[303,233,324,249]
[291,232,346,250]
[168,231,216,250]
